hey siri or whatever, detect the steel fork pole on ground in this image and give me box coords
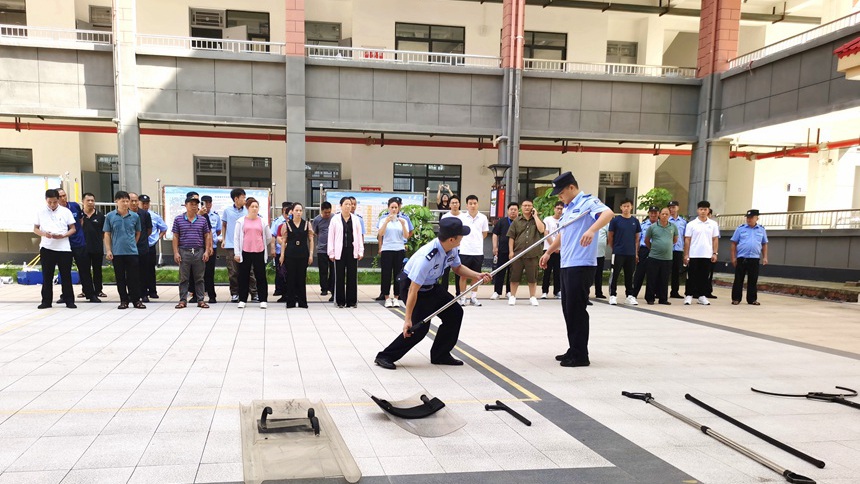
[622,392,816,484]
[408,209,592,335]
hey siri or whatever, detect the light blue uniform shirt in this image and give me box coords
[730,223,768,258]
[221,204,247,249]
[355,213,366,235]
[207,211,221,245]
[271,215,286,254]
[148,212,167,247]
[559,192,611,268]
[669,215,687,251]
[639,218,654,247]
[378,215,411,252]
[403,238,461,290]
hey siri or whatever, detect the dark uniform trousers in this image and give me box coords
[85,251,104,294]
[541,252,561,295]
[203,250,217,301]
[732,257,760,303]
[318,253,333,293]
[70,245,96,299]
[593,256,606,297]
[137,246,150,299]
[493,252,511,296]
[685,258,711,298]
[670,250,685,296]
[376,273,464,363]
[644,258,671,304]
[113,254,141,303]
[560,266,595,362]
[609,254,636,297]
[632,245,650,297]
[145,246,159,296]
[273,253,286,296]
[41,248,74,306]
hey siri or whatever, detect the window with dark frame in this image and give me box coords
[192,155,272,188]
[0,0,26,27]
[518,167,561,200]
[524,31,567,61]
[606,41,638,64]
[306,162,341,206]
[393,163,461,201]
[306,21,341,46]
[395,22,465,64]
[0,147,33,173]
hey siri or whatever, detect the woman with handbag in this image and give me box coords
[279,202,314,308]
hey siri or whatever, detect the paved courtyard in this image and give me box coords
[0,282,858,484]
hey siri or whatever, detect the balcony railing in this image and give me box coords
[137,34,285,55]
[305,45,502,68]
[729,11,860,69]
[0,24,111,45]
[718,209,860,230]
[524,58,697,78]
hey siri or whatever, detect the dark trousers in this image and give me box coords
[542,252,561,295]
[204,250,217,300]
[732,257,760,303]
[594,256,606,297]
[493,252,511,296]
[609,254,636,297]
[632,246,650,297]
[334,253,357,306]
[645,258,672,303]
[70,245,95,299]
[376,276,463,363]
[86,251,103,294]
[178,248,205,301]
[40,248,73,306]
[113,254,140,303]
[685,258,711,298]
[560,266,595,362]
[273,254,286,295]
[708,260,716,296]
[145,247,159,296]
[380,250,406,297]
[238,251,267,303]
[225,248,257,297]
[441,266,453,293]
[318,252,333,293]
[137,248,150,300]
[284,257,308,307]
[670,250,684,296]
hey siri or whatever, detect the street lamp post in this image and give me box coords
[487,164,511,220]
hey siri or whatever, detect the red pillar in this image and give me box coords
[285,0,305,56]
[697,0,741,77]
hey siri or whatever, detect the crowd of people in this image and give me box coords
[34,184,767,312]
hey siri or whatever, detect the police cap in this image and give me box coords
[438,217,471,239]
[550,171,578,196]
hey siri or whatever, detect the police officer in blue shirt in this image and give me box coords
[540,172,613,368]
[667,200,687,298]
[730,209,768,305]
[632,205,659,299]
[374,217,492,370]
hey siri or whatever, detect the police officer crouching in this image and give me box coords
[374,217,492,370]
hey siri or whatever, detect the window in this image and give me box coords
[226,10,270,42]
[395,22,465,56]
[89,6,111,31]
[193,155,271,187]
[306,21,341,46]
[393,163,461,200]
[96,154,119,201]
[606,41,638,64]
[0,0,26,27]
[0,147,33,173]
[189,8,270,50]
[518,167,560,200]
[306,162,342,206]
[524,31,567,61]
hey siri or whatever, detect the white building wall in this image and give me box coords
[27,0,76,29]
[135,0,287,43]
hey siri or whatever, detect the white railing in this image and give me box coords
[0,23,111,44]
[718,209,860,230]
[729,11,860,69]
[137,34,285,55]
[305,45,502,68]
[524,58,697,78]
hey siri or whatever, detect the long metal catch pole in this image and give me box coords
[622,392,816,484]
[408,209,592,334]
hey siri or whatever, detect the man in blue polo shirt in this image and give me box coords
[540,172,612,368]
[57,188,99,303]
[104,191,145,309]
[667,200,687,299]
[607,198,641,306]
[730,209,768,306]
[172,197,212,309]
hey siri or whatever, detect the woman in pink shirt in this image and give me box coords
[233,198,273,309]
[327,197,364,307]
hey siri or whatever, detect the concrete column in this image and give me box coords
[689,139,730,215]
[635,154,656,205]
[285,0,307,204]
[497,0,524,202]
[112,0,141,193]
[696,0,741,77]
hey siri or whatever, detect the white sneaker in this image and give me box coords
[508,296,516,306]
[459,297,467,306]
[398,299,405,308]
[260,302,267,309]
[384,298,393,308]
[627,295,639,306]
[470,296,482,307]
[506,292,512,298]
[237,301,246,309]
[698,296,710,306]
[684,296,693,305]
[540,293,548,299]
[609,296,617,305]
[490,292,500,300]
[530,297,539,306]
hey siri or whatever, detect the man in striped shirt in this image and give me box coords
[172,197,212,309]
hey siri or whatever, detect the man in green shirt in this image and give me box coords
[644,208,678,305]
[507,199,545,306]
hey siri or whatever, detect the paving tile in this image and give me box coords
[127,464,198,484]
[6,435,96,471]
[194,462,243,483]
[60,466,135,484]
[138,431,208,466]
[74,433,152,469]
[200,431,241,464]
[0,470,67,484]
[0,437,37,472]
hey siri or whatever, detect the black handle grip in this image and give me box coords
[785,470,816,484]
[622,391,652,402]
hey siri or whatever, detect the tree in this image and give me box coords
[637,188,673,212]
[400,205,437,256]
[532,185,559,219]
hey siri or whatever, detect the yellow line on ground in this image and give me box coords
[392,307,540,402]
[0,311,49,336]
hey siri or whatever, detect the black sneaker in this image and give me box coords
[149,293,159,299]
[320,291,328,296]
[251,295,259,302]
[560,358,590,367]
[555,353,569,362]
[328,295,334,302]
[374,295,386,301]
[38,303,52,309]
[88,296,102,303]
[659,301,672,305]
[277,296,287,303]
[670,293,684,299]
[431,355,464,366]
[231,295,239,303]
[374,357,396,370]
[66,303,77,309]
[273,291,282,297]
[706,294,718,299]
[594,294,606,299]
[56,298,64,304]
[188,296,198,303]
[208,299,218,304]
[141,296,150,303]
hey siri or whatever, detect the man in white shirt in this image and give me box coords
[683,200,720,306]
[541,201,563,298]
[456,195,489,306]
[34,189,78,309]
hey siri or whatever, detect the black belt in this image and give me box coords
[180,247,204,253]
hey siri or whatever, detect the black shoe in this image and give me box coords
[66,303,77,309]
[298,304,309,309]
[374,295,386,301]
[208,299,217,304]
[320,291,328,296]
[141,296,150,303]
[560,358,590,367]
[251,295,259,302]
[277,296,287,303]
[337,305,346,308]
[133,301,146,309]
[188,296,198,303]
[586,300,593,306]
[706,294,718,299]
[594,294,606,299]
[149,293,159,299]
[431,355,464,366]
[328,295,334,302]
[646,300,654,305]
[117,302,129,310]
[231,295,239,303]
[38,303,52,309]
[88,297,101,303]
[348,304,358,308]
[659,301,671,305]
[98,292,107,298]
[670,293,684,299]
[555,353,570,362]
[273,291,282,297]
[56,298,64,304]
[374,357,396,370]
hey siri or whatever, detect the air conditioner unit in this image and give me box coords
[190,8,224,29]
[89,6,112,29]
